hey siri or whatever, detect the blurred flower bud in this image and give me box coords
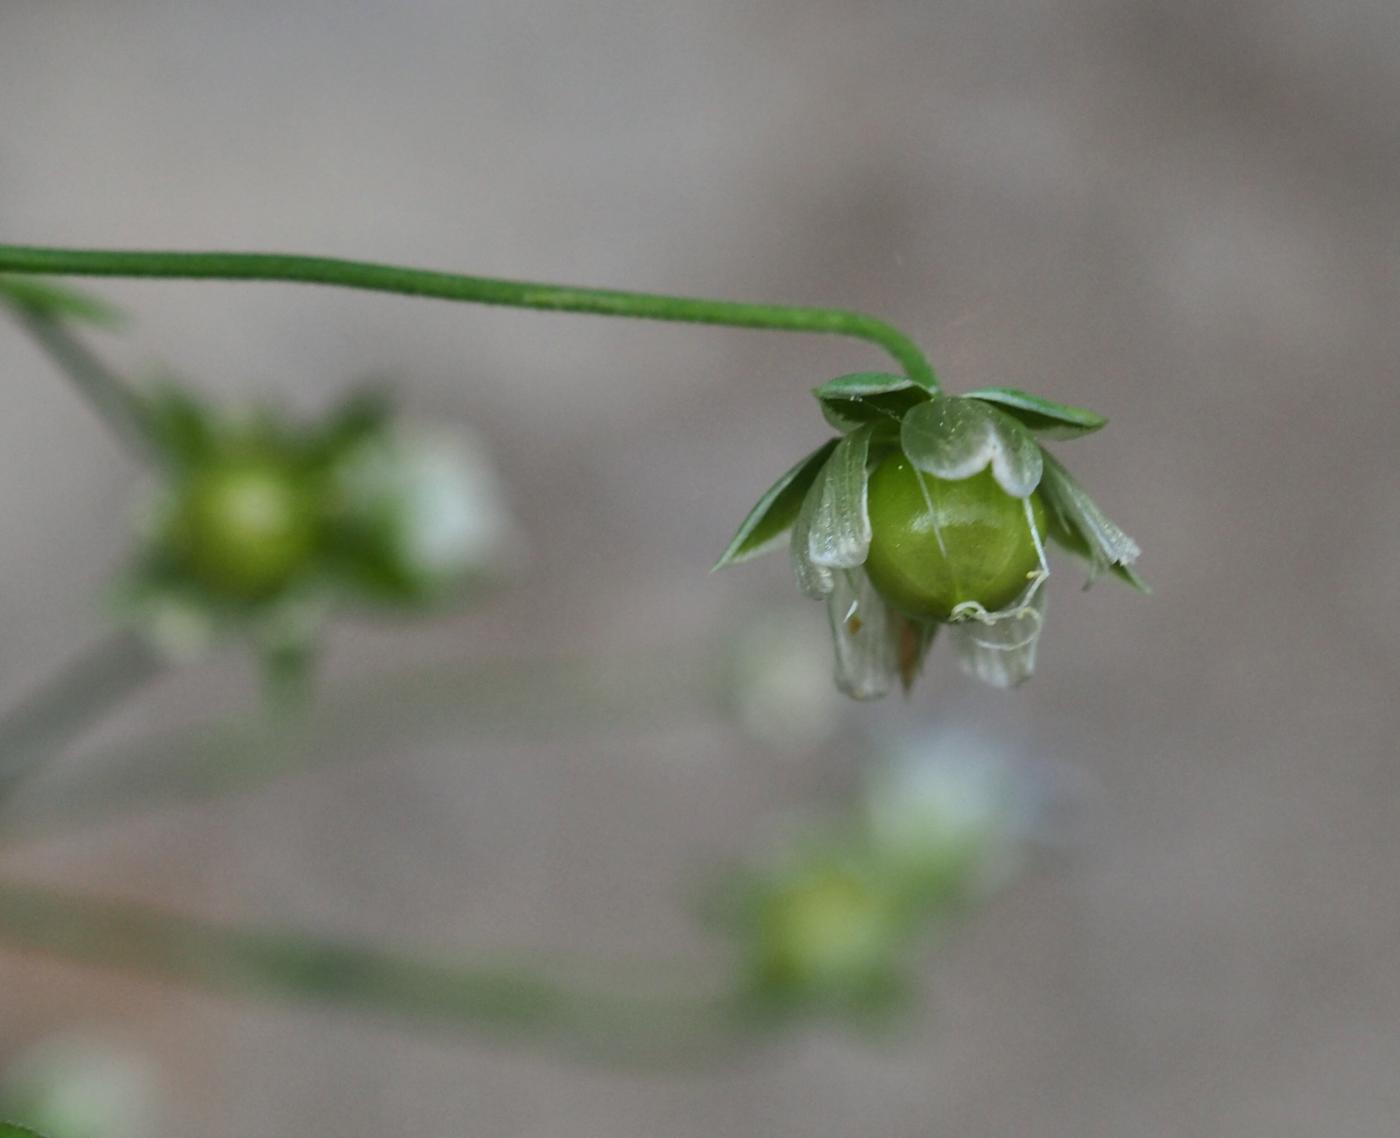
[864,729,1040,902]
[111,386,515,694]
[747,855,907,1010]
[163,452,319,600]
[0,1036,159,1138]
[328,427,514,603]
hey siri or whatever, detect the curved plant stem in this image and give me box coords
[0,244,940,392]
[0,633,163,806]
[0,881,753,1064]
[10,307,155,461]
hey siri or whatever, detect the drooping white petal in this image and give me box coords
[826,568,901,700]
[807,424,873,569]
[900,398,1043,498]
[951,584,1047,689]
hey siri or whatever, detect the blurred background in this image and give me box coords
[2,0,1399,1134]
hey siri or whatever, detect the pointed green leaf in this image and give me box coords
[963,387,1107,439]
[813,373,930,433]
[900,397,1043,498]
[808,424,873,569]
[1039,450,1144,588]
[714,440,838,570]
[826,569,900,700]
[813,372,917,400]
[1046,511,1150,591]
[0,276,126,329]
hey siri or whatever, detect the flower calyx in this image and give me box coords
[715,374,1144,698]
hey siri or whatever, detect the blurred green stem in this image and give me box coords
[0,244,940,391]
[0,881,750,1063]
[0,633,162,804]
[9,306,155,461]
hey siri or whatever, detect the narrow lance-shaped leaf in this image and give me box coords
[1038,449,1145,589]
[713,439,838,570]
[900,397,1043,498]
[963,387,1107,439]
[807,424,874,569]
[0,276,126,329]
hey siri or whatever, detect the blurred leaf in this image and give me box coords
[0,276,125,329]
[138,385,219,469]
[304,389,393,469]
[713,439,837,569]
[964,386,1107,439]
[0,1125,51,1138]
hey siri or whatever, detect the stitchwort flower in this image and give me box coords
[715,375,1144,698]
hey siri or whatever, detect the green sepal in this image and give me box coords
[713,439,839,570]
[138,384,220,470]
[812,372,930,432]
[1046,513,1150,591]
[963,387,1106,439]
[1039,450,1146,590]
[303,389,393,471]
[900,396,1043,498]
[0,275,126,329]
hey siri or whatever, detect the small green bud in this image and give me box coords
[863,456,1048,621]
[165,455,318,600]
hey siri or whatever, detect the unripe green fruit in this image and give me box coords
[864,454,1047,621]
[167,457,319,600]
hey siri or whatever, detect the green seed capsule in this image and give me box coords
[863,454,1047,621]
[167,457,318,600]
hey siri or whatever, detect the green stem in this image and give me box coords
[11,306,156,461]
[0,880,751,1063]
[0,244,939,391]
[0,633,163,806]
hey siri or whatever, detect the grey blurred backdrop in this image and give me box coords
[2,1,1399,1135]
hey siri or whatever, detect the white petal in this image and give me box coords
[789,470,835,598]
[826,569,900,700]
[951,586,1047,689]
[807,425,873,569]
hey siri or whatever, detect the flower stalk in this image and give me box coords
[0,244,940,391]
